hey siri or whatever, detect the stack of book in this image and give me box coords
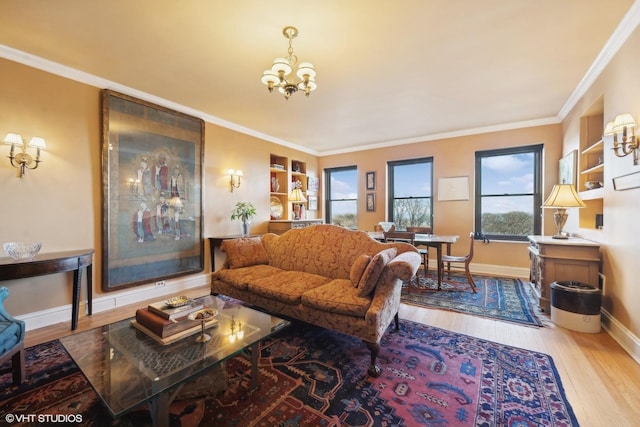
[131,297,218,345]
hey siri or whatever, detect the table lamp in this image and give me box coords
[542,184,586,239]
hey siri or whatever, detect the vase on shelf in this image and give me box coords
[271,177,280,193]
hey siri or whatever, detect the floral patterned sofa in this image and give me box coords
[211,224,420,376]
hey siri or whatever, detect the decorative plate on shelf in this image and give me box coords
[270,196,283,219]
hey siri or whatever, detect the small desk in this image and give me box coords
[369,232,458,288]
[0,249,94,330]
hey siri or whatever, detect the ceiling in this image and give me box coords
[0,1,637,155]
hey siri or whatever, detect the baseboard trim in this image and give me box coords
[601,308,640,365]
[18,274,211,332]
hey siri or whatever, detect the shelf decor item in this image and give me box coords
[2,242,41,260]
[231,202,257,237]
[188,308,218,342]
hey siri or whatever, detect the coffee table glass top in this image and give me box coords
[60,295,289,417]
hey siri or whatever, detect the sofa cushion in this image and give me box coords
[221,237,269,269]
[350,254,371,286]
[357,247,397,297]
[213,265,283,290]
[302,279,372,317]
[248,271,332,304]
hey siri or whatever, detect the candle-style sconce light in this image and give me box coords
[605,113,639,165]
[4,133,46,177]
[228,169,243,192]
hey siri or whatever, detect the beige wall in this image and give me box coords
[0,58,319,315]
[319,125,563,268]
[562,25,640,338]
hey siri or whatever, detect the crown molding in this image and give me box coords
[558,0,640,120]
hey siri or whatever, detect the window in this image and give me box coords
[388,158,433,230]
[475,144,543,241]
[324,166,358,229]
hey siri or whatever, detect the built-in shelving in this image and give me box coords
[577,107,604,230]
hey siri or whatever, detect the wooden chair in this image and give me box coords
[0,287,25,386]
[383,231,418,292]
[406,226,432,275]
[439,232,477,293]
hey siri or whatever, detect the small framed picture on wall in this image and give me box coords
[366,193,375,212]
[366,171,376,190]
[307,195,318,211]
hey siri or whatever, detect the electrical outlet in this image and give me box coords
[155,280,166,287]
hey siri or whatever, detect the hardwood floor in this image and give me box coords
[23,285,640,426]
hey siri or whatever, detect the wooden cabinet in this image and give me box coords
[268,219,324,235]
[527,235,600,312]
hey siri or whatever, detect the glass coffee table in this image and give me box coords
[60,295,289,427]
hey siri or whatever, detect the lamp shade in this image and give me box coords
[3,133,23,146]
[289,188,307,203]
[613,113,636,132]
[27,137,46,150]
[542,184,586,208]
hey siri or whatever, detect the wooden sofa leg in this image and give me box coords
[365,341,381,377]
[394,312,400,331]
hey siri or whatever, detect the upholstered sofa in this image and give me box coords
[211,224,421,376]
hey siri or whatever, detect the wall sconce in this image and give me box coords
[542,184,586,239]
[604,113,639,165]
[4,133,46,177]
[228,169,243,192]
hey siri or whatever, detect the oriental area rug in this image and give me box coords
[0,320,578,426]
[402,270,544,327]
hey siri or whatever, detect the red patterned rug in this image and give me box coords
[0,319,577,426]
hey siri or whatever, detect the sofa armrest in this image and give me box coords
[386,251,421,281]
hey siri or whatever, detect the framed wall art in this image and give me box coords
[101,90,205,291]
[307,176,319,192]
[307,195,318,211]
[559,150,577,185]
[437,176,469,201]
[366,171,376,190]
[366,193,376,211]
[613,170,640,191]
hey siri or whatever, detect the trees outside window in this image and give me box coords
[388,158,433,230]
[324,166,358,229]
[475,144,543,241]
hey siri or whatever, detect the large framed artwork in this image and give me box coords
[101,90,205,291]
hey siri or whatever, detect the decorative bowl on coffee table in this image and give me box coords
[187,308,219,342]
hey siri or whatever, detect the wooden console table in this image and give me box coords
[0,249,94,330]
[527,236,600,312]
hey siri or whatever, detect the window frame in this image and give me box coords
[324,165,358,229]
[387,157,434,230]
[474,144,543,241]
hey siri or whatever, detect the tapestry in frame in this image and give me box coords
[101,90,204,291]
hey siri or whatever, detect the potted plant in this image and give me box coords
[231,202,257,236]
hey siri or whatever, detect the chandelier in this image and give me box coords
[261,26,317,99]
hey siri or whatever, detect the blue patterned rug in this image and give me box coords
[402,270,543,326]
[1,319,577,426]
